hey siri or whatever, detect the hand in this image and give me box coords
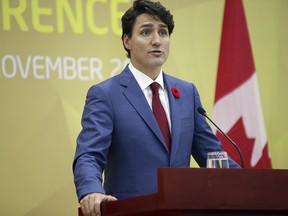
[80,192,117,216]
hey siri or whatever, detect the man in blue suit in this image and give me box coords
[73,0,239,215]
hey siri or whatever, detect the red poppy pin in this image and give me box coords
[171,88,180,98]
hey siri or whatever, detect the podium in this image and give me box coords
[79,168,288,216]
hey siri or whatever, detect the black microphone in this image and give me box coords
[197,107,244,168]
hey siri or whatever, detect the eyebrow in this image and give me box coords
[139,23,168,29]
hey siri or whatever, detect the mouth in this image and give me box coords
[150,50,163,56]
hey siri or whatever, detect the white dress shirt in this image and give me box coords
[128,63,171,130]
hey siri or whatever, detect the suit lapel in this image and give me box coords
[164,74,181,165]
[120,68,168,151]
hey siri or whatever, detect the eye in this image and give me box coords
[141,29,151,36]
[159,29,168,37]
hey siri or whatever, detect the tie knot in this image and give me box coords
[150,82,159,94]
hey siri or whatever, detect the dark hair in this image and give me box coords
[121,0,175,58]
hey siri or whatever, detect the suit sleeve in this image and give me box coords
[72,85,114,201]
[190,84,240,168]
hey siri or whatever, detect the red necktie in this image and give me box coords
[150,82,171,152]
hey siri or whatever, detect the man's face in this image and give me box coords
[123,13,170,74]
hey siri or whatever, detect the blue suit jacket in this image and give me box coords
[73,66,239,201]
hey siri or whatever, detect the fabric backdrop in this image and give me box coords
[0,0,287,215]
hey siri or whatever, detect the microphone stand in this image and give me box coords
[198,107,245,168]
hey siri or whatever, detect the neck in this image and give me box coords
[147,70,160,80]
[130,63,161,80]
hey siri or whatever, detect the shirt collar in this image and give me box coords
[128,63,165,91]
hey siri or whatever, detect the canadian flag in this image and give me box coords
[213,0,272,168]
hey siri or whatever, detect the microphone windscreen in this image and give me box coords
[197,107,206,115]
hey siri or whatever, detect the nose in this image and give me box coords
[151,33,161,46]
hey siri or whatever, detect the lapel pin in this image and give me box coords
[171,88,180,98]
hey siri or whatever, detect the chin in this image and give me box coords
[150,58,166,67]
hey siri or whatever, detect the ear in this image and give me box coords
[123,34,131,50]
